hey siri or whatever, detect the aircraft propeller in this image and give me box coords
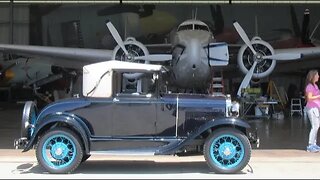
[301,8,312,44]
[233,21,302,97]
[106,20,129,56]
[290,5,301,38]
[290,5,313,46]
[106,20,172,63]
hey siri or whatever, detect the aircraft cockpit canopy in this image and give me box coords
[177,19,210,32]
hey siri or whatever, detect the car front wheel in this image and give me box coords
[36,127,83,174]
[204,127,251,174]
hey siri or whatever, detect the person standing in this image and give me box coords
[305,69,320,152]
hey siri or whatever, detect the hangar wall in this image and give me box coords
[0,5,29,44]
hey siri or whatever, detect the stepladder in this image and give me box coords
[209,69,224,95]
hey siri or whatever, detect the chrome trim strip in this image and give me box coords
[175,95,179,137]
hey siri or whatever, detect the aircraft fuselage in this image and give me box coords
[170,20,214,91]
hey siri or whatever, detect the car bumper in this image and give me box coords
[247,128,260,148]
[14,137,28,149]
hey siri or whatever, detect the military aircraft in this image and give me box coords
[0,19,303,93]
[0,18,227,94]
[1,5,320,101]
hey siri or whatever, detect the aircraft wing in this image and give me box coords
[0,44,114,69]
[274,46,320,73]
[275,46,320,59]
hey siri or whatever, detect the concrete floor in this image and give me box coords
[1,149,320,178]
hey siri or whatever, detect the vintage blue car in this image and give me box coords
[14,60,258,174]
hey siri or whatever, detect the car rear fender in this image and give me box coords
[22,113,91,154]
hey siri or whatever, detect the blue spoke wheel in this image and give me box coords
[36,127,83,174]
[204,128,251,174]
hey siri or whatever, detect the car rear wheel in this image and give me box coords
[36,127,83,174]
[203,127,251,174]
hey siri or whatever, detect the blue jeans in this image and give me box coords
[306,107,320,145]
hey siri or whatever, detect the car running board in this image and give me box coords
[90,149,156,156]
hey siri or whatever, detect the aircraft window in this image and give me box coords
[177,24,193,31]
[194,25,209,31]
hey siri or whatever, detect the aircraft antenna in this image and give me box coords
[124,15,128,39]
[191,9,194,19]
[191,8,198,20]
[310,19,320,40]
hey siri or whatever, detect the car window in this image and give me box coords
[114,72,156,97]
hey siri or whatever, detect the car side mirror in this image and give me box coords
[153,73,159,81]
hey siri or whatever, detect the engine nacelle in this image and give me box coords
[112,37,150,80]
[237,37,276,79]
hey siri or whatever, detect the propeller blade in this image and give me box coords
[210,5,224,34]
[290,5,301,37]
[301,8,311,44]
[262,53,301,60]
[233,21,257,55]
[134,54,172,62]
[237,61,258,97]
[106,20,129,56]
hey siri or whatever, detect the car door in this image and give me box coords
[155,93,178,136]
[111,94,157,136]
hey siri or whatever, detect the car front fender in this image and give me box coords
[159,117,251,155]
[22,113,91,154]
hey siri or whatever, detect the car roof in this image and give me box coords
[83,60,164,73]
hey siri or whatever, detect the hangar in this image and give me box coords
[1,0,320,170]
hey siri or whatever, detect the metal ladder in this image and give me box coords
[290,98,303,116]
[209,69,224,95]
